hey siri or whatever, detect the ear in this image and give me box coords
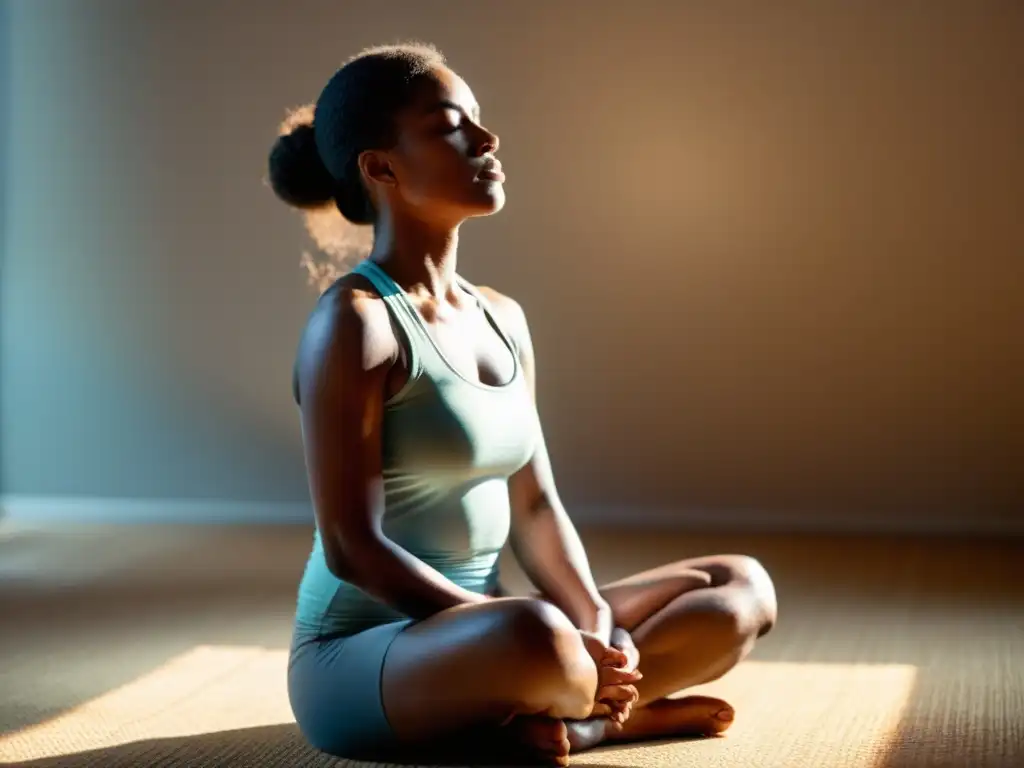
[357,149,397,188]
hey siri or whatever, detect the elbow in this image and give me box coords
[513,491,558,524]
[323,548,356,582]
[321,525,386,583]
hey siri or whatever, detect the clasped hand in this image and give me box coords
[580,628,641,725]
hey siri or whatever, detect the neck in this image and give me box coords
[368,209,461,300]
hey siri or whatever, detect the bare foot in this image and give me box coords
[502,715,572,766]
[566,696,735,752]
[613,696,735,743]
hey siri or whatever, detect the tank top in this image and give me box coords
[292,258,539,641]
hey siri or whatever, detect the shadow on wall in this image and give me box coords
[0,0,10,509]
[0,374,310,520]
[174,378,310,506]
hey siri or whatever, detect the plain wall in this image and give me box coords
[0,0,7,496]
[2,0,1022,531]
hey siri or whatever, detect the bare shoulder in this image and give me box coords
[294,274,398,403]
[475,285,531,347]
[475,284,540,390]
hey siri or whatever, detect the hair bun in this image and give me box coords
[267,120,336,209]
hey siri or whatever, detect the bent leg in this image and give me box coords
[601,554,778,706]
[381,597,599,746]
[545,553,777,751]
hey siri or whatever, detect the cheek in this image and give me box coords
[398,139,472,197]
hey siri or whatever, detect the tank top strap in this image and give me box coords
[350,259,431,393]
[455,276,520,358]
[352,259,521,390]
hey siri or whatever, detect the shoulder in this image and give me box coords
[294,273,398,403]
[312,274,396,349]
[473,285,537,382]
[474,285,540,389]
[475,285,531,347]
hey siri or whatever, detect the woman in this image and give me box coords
[268,42,777,766]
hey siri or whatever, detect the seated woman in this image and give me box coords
[268,42,777,766]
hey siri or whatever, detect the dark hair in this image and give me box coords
[267,42,446,225]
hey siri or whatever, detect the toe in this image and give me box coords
[613,695,736,741]
[658,695,735,735]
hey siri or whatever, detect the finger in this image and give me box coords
[597,683,639,703]
[602,647,629,667]
[590,701,614,718]
[601,667,643,685]
[609,701,632,724]
[598,669,642,693]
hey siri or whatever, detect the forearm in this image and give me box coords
[512,502,612,642]
[329,534,490,620]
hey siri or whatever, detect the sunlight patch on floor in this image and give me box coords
[0,645,918,767]
[0,646,294,762]
[652,660,920,768]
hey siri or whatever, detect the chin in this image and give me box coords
[467,183,506,217]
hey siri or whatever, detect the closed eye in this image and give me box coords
[435,100,481,129]
[441,108,463,132]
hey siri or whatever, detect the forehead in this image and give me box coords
[410,65,480,117]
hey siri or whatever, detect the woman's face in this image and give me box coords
[368,66,505,224]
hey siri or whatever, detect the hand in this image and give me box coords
[580,631,642,724]
[603,627,642,725]
[610,626,640,674]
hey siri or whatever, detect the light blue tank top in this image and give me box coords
[293,259,539,640]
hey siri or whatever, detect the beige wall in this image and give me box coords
[3,0,1021,532]
[0,0,7,492]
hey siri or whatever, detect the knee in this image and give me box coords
[495,598,597,717]
[500,597,574,635]
[730,555,778,637]
[500,598,584,668]
[689,555,777,645]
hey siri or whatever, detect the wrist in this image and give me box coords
[579,600,614,644]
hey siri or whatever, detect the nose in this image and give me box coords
[476,126,500,156]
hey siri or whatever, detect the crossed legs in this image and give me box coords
[376,553,776,763]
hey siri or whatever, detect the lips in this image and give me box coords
[478,158,505,182]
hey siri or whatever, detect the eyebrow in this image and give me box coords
[434,99,480,122]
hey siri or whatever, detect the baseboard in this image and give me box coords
[1,495,1019,535]
[0,495,314,526]
[571,503,1024,536]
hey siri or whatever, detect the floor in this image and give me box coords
[0,522,1021,767]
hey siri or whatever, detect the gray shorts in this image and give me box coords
[287,619,414,759]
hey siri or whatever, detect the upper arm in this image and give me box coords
[295,282,397,573]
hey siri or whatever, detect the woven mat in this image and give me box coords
[2,526,1021,767]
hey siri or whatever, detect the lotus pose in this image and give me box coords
[268,42,777,765]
